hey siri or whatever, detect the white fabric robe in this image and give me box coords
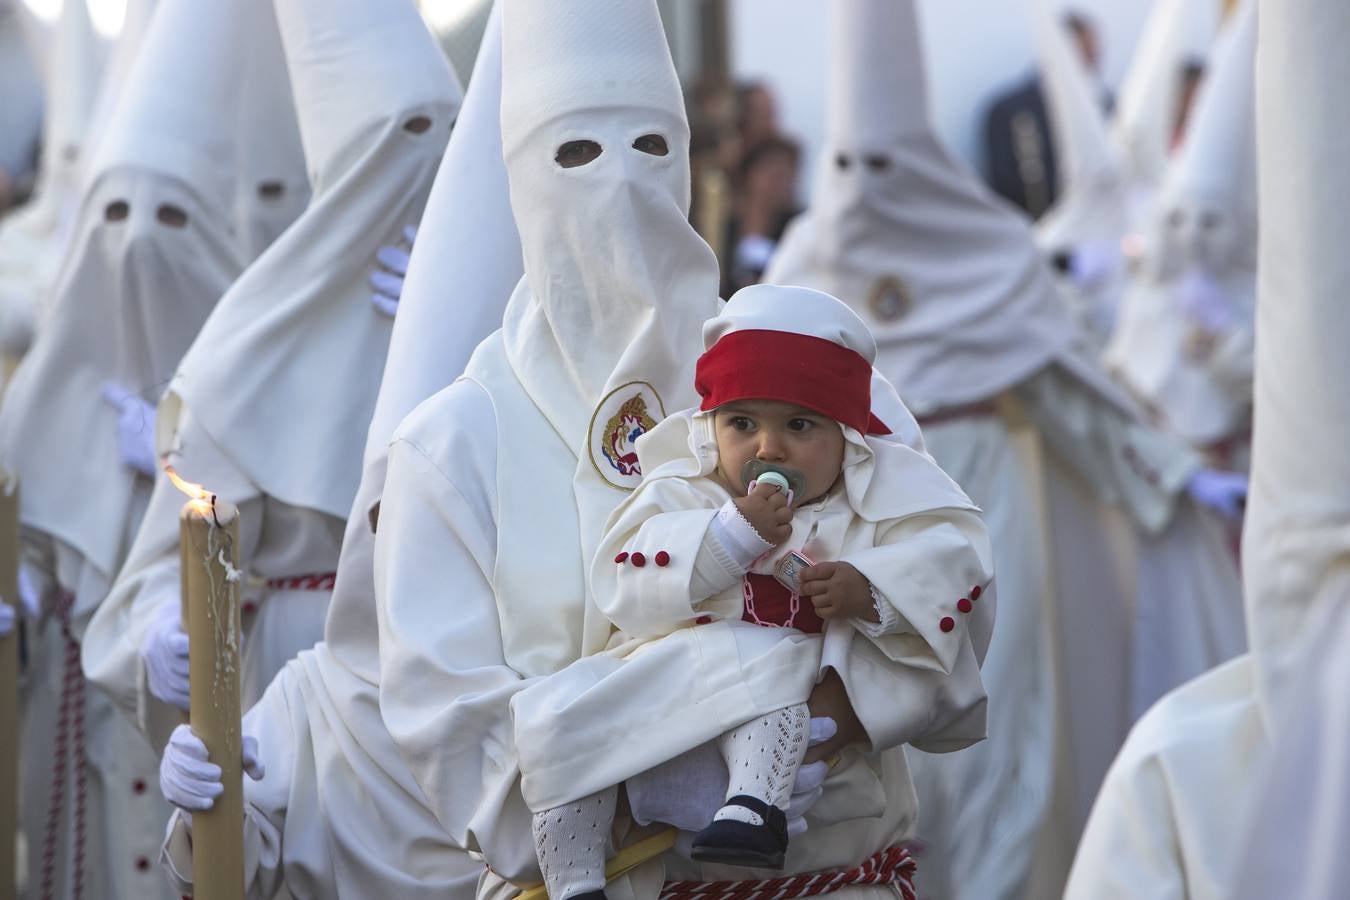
[18,506,175,900]
[1063,656,1262,900]
[510,409,993,814]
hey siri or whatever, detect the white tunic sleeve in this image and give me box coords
[825,508,995,755]
[1014,364,1202,534]
[373,382,544,875]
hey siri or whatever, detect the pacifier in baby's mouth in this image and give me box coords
[741,460,807,507]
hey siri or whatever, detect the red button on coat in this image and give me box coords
[970,585,982,600]
[614,552,629,564]
[939,616,955,633]
[654,551,671,567]
[132,779,146,795]
[136,857,151,872]
[695,615,712,625]
[242,601,257,615]
[957,598,973,614]
[631,552,647,568]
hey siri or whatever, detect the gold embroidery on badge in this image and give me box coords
[587,381,667,490]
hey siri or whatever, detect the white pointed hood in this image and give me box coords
[468,0,721,676]
[498,0,720,476]
[1111,0,1221,193]
[231,0,308,260]
[0,4,43,183]
[0,4,42,201]
[163,0,462,522]
[1103,3,1256,447]
[1151,0,1258,279]
[1243,0,1349,727]
[82,0,156,162]
[0,0,106,269]
[0,0,248,578]
[327,0,519,683]
[362,6,519,478]
[767,0,1127,416]
[1033,0,1119,201]
[90,0,242,215]
[1033,0,1129,256]
[36,0,105,186]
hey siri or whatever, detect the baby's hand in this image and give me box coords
[733,480,793,545]
[799,562,879,622]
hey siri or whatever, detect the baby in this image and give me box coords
[512,284,994,898]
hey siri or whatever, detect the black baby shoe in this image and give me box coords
[689,795,789,870]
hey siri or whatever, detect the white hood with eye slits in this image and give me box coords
[496,0,722,577]
[163,0,463,522]
[0,0,248,579]
[766,0,1126,417]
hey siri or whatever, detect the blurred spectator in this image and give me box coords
[736,81,780,155]
[686,78,802,294]
[722,133,801,295]
[982,10,1110,219]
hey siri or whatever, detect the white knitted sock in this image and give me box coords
[532,786,616,899]
[712,703,810,825]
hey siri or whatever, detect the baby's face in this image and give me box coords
[714,399,846,506]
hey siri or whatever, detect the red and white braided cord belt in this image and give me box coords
[41,591,87,900]
[660,846,917,900]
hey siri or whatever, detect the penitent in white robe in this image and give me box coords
[378,336,963,900]
[510,408,993,816]
[901,362,1236,900]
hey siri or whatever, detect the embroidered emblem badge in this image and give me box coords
[588,382,666,490]
[867,275,911,322]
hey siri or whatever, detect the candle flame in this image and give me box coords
[165,464,210,501]
[164,464,217,517]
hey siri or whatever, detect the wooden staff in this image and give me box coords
[176,480,243,900]
[0,474,17,897]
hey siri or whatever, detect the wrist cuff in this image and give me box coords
[856,583,901,638]
[707,500,775,575]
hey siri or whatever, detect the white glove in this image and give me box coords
[18,565,39,618]
[1067,240,1121,288]
[141,600,191,712]
[1176,269,1234,334]
[100,381,158,477]
[160,724,264,815]
[786,717,836,837]
[1186,468,1249,520]
[1,565,44,635]
[369,224,417,317]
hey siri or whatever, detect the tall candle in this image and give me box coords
[170,467,243,899]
